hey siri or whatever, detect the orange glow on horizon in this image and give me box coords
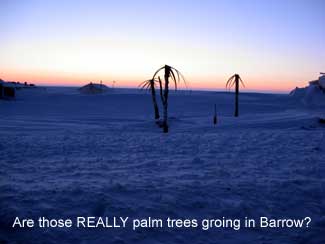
[0,36,318,93]
[1,1,324,94]
[1,69,309,93]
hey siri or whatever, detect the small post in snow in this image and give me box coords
[213,104,217,126]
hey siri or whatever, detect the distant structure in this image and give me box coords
[0,79,16,99]
[0,79,37,99]
[78,82,109,94]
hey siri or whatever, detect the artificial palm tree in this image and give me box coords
[152,65,185,133]
[226,74,245,117]
[139,79,160,120]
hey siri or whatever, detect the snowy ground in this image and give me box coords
[1,87,325,243]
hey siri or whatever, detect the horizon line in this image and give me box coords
[1,76,303,94]
[38,84,290,94]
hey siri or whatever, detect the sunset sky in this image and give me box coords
[1,0,324,92]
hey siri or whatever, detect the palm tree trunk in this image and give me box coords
[235,78,239,117]
[149,81,160,120]
[162,70,169,133]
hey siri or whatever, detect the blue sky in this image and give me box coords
[1,0,324,91]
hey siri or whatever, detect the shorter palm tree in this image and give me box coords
[226,74,245,117]
[139,79,160,120]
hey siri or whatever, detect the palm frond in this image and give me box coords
[152,65,187,90]
[174,68,181,83]
[226,75,235,89]
[170,69,178,90]
[139,79,157,90]
[138,80,149,87]
[158,76,165,103]
[177,70,187,88]
[139,81,150,90]
[144,82,152,90]
[173,67,187,88]
[229,80,236,89]
[138,80,148,88]
[239,76,245,88]
[152,66,165,80]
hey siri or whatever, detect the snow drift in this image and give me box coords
[1,87,325,244]
[290,74,325,106]
[79,82,109,94]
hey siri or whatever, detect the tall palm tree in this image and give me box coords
[152,65,185,133]
[139,79,160,120]
[226,74,245,117]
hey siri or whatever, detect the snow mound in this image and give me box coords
[1,88,325,243]
[290,75,325,106]
[79,82,109,94]
[319,75,325,89]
